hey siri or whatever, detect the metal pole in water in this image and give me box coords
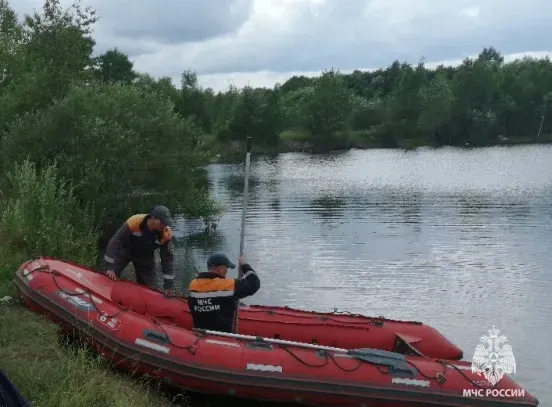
[233,136,252,333]
[537,114,545,138]
[239,136,252,258]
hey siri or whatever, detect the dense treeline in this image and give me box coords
[210,48,552,151]
[75,47,552,153]
[87,48,552,153]
[197,48,552,151]
[84,46,552,153]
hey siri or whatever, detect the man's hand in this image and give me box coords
[238,254,247,265]
[106,270,117,280]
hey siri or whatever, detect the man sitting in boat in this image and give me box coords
[188,252,260,333]
[100,205,175,291]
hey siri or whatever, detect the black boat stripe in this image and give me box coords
[13,277,536,407]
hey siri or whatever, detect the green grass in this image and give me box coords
[0,298,183,407]
[0,160,186,407]
[0,159,99,267]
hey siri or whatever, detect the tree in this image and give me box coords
[0,0,23,89]
[0,0,97,127]
[417,72,455,144]
[306,69,353,141]
[93,48,136,84]
[1,81,218,225]
[176,69,212,132]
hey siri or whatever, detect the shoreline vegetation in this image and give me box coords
[207,129,552,163]
[0,0,550,405]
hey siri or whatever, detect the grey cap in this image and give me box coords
[207,252,236,269]
[150,205,173,227]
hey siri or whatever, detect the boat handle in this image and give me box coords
[144,329,170,344]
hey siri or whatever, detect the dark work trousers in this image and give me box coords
[102,254,156,289]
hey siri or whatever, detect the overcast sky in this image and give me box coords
[11,0,552,92]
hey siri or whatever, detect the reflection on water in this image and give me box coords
[166,145,552,404]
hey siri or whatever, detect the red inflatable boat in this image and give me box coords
[14,257,539,407]
[14,257,463,360]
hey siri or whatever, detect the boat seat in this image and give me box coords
[392,333,425,357]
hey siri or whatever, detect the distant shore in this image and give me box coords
[208,130,552,162]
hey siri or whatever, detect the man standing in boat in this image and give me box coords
[101,205,175,291]
[188,252,260,333]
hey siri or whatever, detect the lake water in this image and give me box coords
[169,144,552,405]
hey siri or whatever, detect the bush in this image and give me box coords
[0,159,99,284]
[1,81,221,227]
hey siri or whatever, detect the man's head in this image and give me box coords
[148,205,173,231]
[207,252,236,277]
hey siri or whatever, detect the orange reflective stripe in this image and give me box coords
[189,278,235,293]
[126,214,147,233]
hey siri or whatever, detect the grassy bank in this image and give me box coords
[0,297,182,407]
[0,161,184,407]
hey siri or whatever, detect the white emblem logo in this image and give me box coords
[471,326,516,386]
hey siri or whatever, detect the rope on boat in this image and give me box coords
[180,297,394,326]
[246,304,424,326]
[433,360,500,389]
[25,264,124,320]
[277,344,498,389]
[228,304,391,326]
[152,318,211,355]
[244,309,386,327]
[24,264,206,352]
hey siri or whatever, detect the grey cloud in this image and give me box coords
[8,0,552,84]
[9,0,254,54]
[189,0,378,74]
[93,0,254,45]
[92,33,160,59]
[178,0,552,75]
